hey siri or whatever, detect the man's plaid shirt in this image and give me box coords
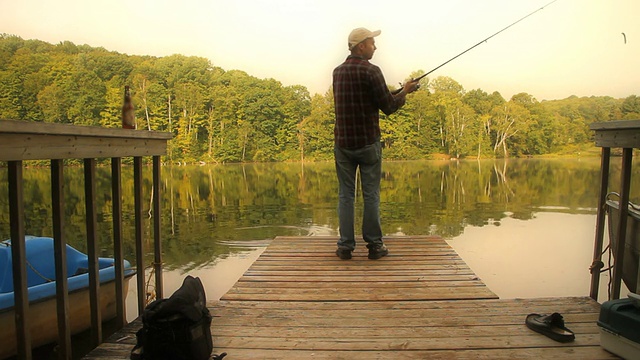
[333,55,405,149]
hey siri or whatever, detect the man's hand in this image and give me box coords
[403,78,420,94]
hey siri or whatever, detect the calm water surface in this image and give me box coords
[2,158,639,320]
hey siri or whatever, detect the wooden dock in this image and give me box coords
[84,236,618,359]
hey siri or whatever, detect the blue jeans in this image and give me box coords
[334,141,383,250]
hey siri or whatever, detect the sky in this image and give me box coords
[1,0,638,101]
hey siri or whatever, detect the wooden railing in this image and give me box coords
[589,119,640,301]
[0,119,172,359]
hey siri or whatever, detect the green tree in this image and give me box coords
[463,89,505,158]
[400,74,436,157]
[621,95,640,119]
[1,34,637,162]
[427,77,472,157]
[299,90,334,161]
[277,85,311,161]
[490,101,531,157]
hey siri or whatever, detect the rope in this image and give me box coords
[26,260,54,283]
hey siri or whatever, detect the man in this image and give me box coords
[333,27,419,260]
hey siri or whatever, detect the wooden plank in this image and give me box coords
[214,296,601,316]
[213,322,601,338]
[222,288,497,301]
[590,120,640,147]
[212,310,599,327]
[201,347,618,360]
[257,252,456,259]
[595,130,640,148]
[264,240,453,245]
[242,269,475,276]
[264,245,453,249]
[237,274,480,282]
[251,256,469,263]
[211,296,602,312]
[264,243,452,250]
[232,280,488,288]
[0,119,172,139]
[246,263,470,271]
[251,258,466,265]
[214,333,604,350]
[260,247,456,253]
[590,119,640,130]
[0,134,168,160]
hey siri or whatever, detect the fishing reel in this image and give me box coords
[396,79,421,94]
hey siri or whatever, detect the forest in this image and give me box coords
[1,33,639,163]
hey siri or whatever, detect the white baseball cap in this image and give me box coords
[348,27,381,50]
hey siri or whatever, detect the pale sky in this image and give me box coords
[1,0,638,100]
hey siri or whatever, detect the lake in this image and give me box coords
[1,157,638,321]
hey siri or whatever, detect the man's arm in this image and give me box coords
[372,68,419,116]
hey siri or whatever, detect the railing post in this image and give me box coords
[134,156,145,314]
[153,156,164,299]
[111,157,127,327]
[84,158,102,345]
[0,120,172,357]
[590,120,640,300]
[8,160,31,360]
[612,148,633,299]
[51,159,72,359]
[589,147,610,300]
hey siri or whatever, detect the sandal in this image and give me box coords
[525,312,575,343]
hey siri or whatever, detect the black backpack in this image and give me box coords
[131,275,226,360]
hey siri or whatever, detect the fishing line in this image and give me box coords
[412,0,560,83]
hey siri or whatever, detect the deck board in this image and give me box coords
[84,236,619,359]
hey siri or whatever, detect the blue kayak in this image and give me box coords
[0,236,135,310]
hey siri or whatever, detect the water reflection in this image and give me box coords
[449,212,597,297]
[1,158,639,305]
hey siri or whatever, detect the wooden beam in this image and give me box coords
[611,148,633,299]
[590,120,640,148]
[134,157,145,314]
[0,119,172,139]
[589,147,610,300]
[0,119,172,161]
[0,134,168,160]
[51,159,72,359]
[84,158,102,345]
[153,156,163,299]
[111,158,127,328]
[8,161,31,360]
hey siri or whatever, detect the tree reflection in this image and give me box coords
[2,158,639,269]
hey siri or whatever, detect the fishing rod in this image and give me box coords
[403,0,559,88]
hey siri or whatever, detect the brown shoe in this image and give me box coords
[368,244,388,260]
[336,248,352,260]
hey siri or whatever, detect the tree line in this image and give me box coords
[1,34,639,162]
